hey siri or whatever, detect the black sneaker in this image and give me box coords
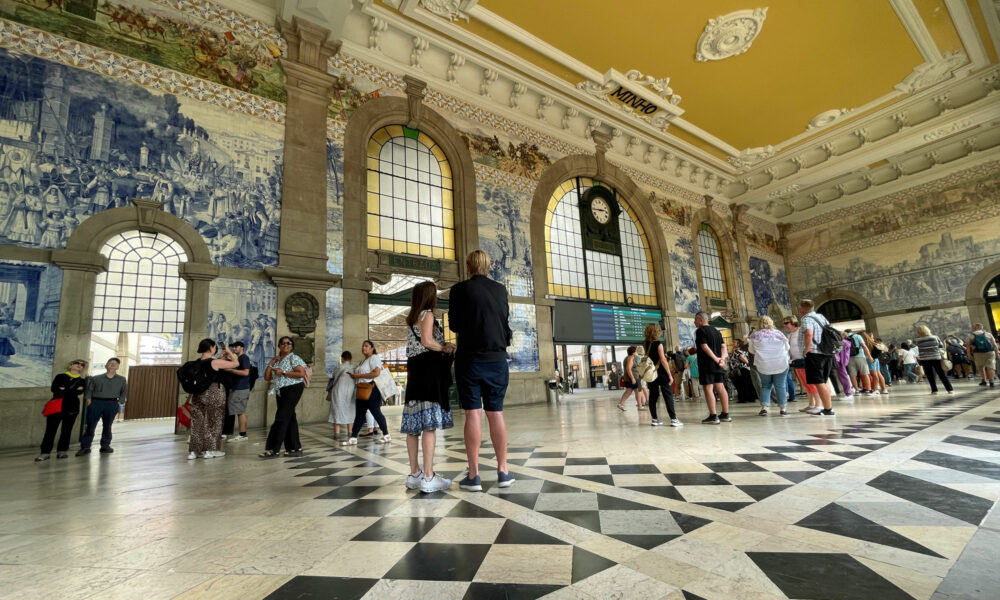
[820,408,835,416]
[758,408,767,416]
[991,382,996,389]
[99,447,114,454]
[719,413,732,422]
[779,409,788,416]
[979,381,988,386]
[75,448,91,456]
[701,414,720,424]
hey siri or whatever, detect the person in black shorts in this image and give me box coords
[694,311,731,424]
[449,250,515,492]
[799,299,835,416]
[617,346,640,411]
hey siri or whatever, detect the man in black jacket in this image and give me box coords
[449,250,515,491]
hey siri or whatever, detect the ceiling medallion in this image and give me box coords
[808,108,852,130]
[696,8,768,62]
[576,68,684,134]
[417,0,471,22]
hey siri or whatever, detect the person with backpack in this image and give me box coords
[642,322,681,427]
[844,329,875,396]
[946,336,972,379]
[798,299,836,416]
[965,323,997,389]
[221,340,252,443]
[184,339,239,460]
[861,331,889,394]
[694,311,730,424]
[259,336,308,458]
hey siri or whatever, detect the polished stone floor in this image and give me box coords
[1,381,999,599]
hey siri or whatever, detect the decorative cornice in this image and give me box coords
[473,163,535,194]
[576,69,683,134]
[417,0,475,22]
[808,108,853,130]
[895,51,968,93]
[695,8,768,62]
[729,145,775,169]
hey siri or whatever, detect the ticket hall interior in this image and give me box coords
[0,1,999,598]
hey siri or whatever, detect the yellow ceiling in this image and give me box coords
[475,0,927,150]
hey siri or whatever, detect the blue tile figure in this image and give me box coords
[0,261,62,388]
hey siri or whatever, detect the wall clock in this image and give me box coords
[579,185,622,255]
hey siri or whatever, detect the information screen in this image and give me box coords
[553,300,662,343]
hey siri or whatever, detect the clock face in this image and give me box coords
[591,197,612,225]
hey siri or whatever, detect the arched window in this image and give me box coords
[365,125,455,260]
[696,223,728,306]
[92,231,187,333]
[544,177,656,306]
[985,274,1000,333]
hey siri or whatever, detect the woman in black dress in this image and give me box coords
[36,359,88,461]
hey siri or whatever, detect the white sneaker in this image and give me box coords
[419,473,451,493]
[187,452,197,460]
[842,395,854,402]
[202,450,224,459]
[798,406,811,412]
[650,420,664,426]
[340,438,358,446]
[227,436,247,443]
[806,406,823,415]
[375,435,392,444]
[670,419,683,427]
[871,391,881,396]
[406,470,423,490]
[220,435,227,440]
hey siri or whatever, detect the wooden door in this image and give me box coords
[125,365,179,419]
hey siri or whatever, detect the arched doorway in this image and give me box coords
[984,274,1000,333]
[817,299,866,332]
[89,230,188,425]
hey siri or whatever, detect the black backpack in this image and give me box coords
[248,365,259,391]
[177,360,213,395]
[848,334,862,356]
[807,315,843,355]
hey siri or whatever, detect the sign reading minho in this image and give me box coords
[607,86,660,115]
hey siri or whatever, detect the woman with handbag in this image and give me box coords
[730,340,758,404]
[915,325,954,394]
[36,359,88,461]
[188,340,240,460]
[259,336,308,458]
[642,323,681,427]
[341,340,391,446]
[400,282,456,493]
[327,351,355,440]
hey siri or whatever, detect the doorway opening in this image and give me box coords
[88,231,187,438]
[818,299,866,333]
[985,275,1000,334]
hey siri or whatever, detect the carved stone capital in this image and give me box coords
[280,58,338,103]
[265,266,341,291]
[403,75,427,129]
[131,198,162,232]
[178,261,220,283]
[592,129,613,175]
[51,249,108,274]
[277,16,341,70]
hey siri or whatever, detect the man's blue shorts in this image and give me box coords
[456,360,508,412]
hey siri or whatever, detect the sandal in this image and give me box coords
[283,449,303,457]
[375,435,391,445]
[258,450,279,459]
[617,403,626,411]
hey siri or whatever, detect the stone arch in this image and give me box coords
[52,202,218,376]
[342,91,478,288]
[812,288,877,333]
[688,207,740,317]
[965,260,1000,329]
[529,154,674,314]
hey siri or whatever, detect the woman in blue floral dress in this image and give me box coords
[401,282,456,493]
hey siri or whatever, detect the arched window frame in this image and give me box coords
[696,223,728,307]
[543,176,657,306]
[364,125,455,260]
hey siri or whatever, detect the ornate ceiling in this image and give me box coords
[256,0,1000,223]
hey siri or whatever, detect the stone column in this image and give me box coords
[178,262,219,358]
[50,249,108,376]
[269,17,342,424]
[731,205,756,337]
[777,223,795,299]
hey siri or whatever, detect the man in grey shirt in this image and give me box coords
[77,357,128,456]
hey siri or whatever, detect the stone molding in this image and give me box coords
[278,16,341,70]
[265,266,341,290]
[178,262,221,282]
[50,249,108,274]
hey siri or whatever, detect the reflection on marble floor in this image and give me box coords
[0,382,998,599]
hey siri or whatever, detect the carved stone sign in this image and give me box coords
[285,292,319,337]
[382,252,442,274]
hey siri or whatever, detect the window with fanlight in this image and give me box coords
[696,223,728,306]
[92,231,187,334]
[544,177,656,306]
[365,125,455,260]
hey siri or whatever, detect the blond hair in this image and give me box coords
[66,358,88,370]
[466,250,490,276]
[757,315,774,330]
[916,325,931,337]
[643,322,662,343]
[799,298,814,311]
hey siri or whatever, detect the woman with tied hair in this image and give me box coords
[915,324,953,394]
[259,335,308,458]
[188,339,239,460]
[327,350,356,440]
[642,322,681,427]
[400,281,456,493]
[36,359,88,461]
[747,316,790,416]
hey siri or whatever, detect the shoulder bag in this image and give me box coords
[356,381,374,401]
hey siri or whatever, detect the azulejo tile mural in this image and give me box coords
[1,0,286,102]
[793,217,1000,312]
[508,302,539,373]
[667,232,700,314]
[325,287,343,375]
[0,259,61,388]
[677,317,695,350]
[477,179,533,297]
[749,256,791,317]
[876,307,971,346]
[207,279,277,374]
[326,137,344,276]
[0,45,284,269]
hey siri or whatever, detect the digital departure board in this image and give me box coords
[553,300,663,343]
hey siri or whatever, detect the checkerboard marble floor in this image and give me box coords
[1,381,998,599]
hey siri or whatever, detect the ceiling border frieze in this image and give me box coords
[473,163,536,194]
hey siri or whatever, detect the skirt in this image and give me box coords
[400,400,454,435]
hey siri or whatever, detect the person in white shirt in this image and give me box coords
[748,316,791,417]
[900,343,919,383]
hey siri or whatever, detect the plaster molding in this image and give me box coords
[277,16,340,70]
[417,0,476,22]
[537,95,554,121]
[729,146,776,169]
[509,81,527,109]
[50,249,108,274]
[922,119,978,142]
[695,8,768,62]
[945,0,990,70]
[561,107,578,131]
[895,51,968,94]
[368,16,389,52]
[446,53,466,83]
[410,35,429,68]
[480,68,499,98]
[889,0,944,62]
[575,69,684,134]
[979,0,1000,60]
[808,108,853,130]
